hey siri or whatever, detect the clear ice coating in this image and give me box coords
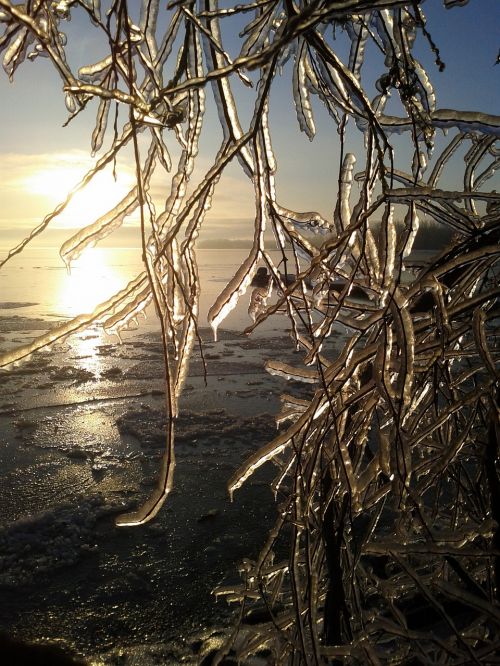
[0,1,499,663]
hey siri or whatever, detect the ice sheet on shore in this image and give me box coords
[0,302,39,310]
[117,407,276,449]
[0,317,323,660]
[0,495,132,588]
[0,314,54,332]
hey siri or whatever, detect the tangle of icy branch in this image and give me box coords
[0,1,499,663]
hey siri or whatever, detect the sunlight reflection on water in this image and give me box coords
[69,329,106,374]
[57,248,138,372]
[58,247,127,316]
[0,246,304,339]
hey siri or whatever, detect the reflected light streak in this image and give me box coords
[69,328,106,375]
[59,247,124,316]
[58,247,126,373]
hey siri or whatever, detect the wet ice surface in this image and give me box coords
[0,319,335,664]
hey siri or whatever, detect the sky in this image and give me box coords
[0,0,498,250]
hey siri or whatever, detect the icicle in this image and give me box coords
[60,188,139,268]
[3,29,33,79]
[228,401,318,499]
[79,56,113,84]
[390,288,415,411]
[103,286,152,336]
[378,109,500,137]
[346,16,369,80]
[208,250,260,341]
[116,423,175,526]
[64,92,76,112]
[334,153,356,235]
[293,40,316,140]
[265,360,318,384]
[91,98,111,154]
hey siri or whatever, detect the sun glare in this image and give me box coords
[59,246,125,316]
[57,247,136,372]
[25,157,136,229]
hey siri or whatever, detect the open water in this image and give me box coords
[0,246,289,336]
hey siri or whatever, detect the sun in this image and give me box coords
[24,154,136,229]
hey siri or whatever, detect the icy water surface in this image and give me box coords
[0,249,348,663]
[0,246,291,332]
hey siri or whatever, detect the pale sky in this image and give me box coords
[0,0,498,249]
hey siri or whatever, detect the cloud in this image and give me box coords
[0,149,125,189]
[146,152,256,225]
[0,150,136,230]
[0,149,257,242]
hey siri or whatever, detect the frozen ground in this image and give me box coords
[0,310,343,664]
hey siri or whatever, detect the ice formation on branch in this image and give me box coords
[0,0,499,662]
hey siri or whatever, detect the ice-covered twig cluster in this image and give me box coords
[0,0,499,662]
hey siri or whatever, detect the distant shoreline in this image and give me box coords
[0,243,256,252]
[0,217,453,253]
